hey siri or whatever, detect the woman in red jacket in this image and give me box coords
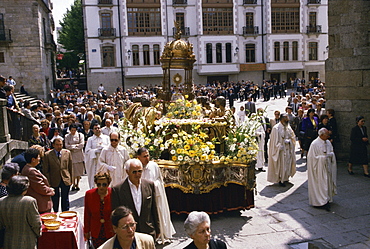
[84,173,114,248]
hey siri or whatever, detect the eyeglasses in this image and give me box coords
[97,183,108,187]
[131,170,142,174]
[94,127,100,130]
[118,222,137,230]
[110,139,119,142]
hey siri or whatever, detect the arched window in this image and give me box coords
[143,45,150,65]
[153,44,160,65]
[216,43,222,63]
[206,43,212,63]
[132,45,139,65]
[274,42,280,61]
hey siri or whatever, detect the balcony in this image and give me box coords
[306,25,322,34]
[98,0,112,4]
[0,29,12,44]
[307,0,321,4]
[243,26,259,36]
[173,0,187,5]
[98,28,116,38]
[173,27,190,37]
[243,0,257,4]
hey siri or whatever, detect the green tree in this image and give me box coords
[58,0,84,55]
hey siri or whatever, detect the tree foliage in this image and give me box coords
[58,0,84,54]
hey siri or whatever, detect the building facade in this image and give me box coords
[83,0,328,93]
[0,0,56,98]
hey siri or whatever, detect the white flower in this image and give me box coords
[178,155,183,161]
[170,150,176,155]
[230,144,236,152]
[195,156,200,162]
[184,156,190,161]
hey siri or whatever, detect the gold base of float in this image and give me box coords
[157,160,256,195]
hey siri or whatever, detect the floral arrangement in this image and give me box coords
[166,97,203,119]
[119,103,261,165]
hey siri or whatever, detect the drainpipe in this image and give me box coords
[117,0,125,91]
[261,0,265,82]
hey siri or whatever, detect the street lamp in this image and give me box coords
[234,47,239,56]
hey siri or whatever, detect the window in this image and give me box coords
[143,45,150,65]
[245,44,255,62]
[309,42,318,60]
[202,8,233,34]
[246,12,254,27]
[102,46,115,67]
[216,43,222,63]
[0,52,4,63]
[153,44,160,65]
[292,41,298,60]
[309,12,317,27]
[127,8,161,35]
[274,42,280,61]
[225,43,232,63]
[101,13,112,29]
[176,13,185,31]
[271,8,300,33]
[132,45,140,65]
[283,41,289,61]
[206,43,212,63]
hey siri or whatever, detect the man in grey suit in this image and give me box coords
[112,159,160,239]
[43,137,73,212]
[245,96,256,116]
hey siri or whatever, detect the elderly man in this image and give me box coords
[307,128,337,211]
[98,206,155,249]
[101,118,118,136]
[98,132,129,187]
[43,138,73,211]
[111,159,160,239]
[267,114,296,187]
[136,147,175,243]
[85,124,110,189]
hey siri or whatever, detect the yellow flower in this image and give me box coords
[174,111,179,115]
[184,144,191,150]
[199,132,208,139]
[170,103,175,106]
[176,148,183,154]
[195,105,202,111]
[185,101,192,108]
[189,150,196,157]
[172,156,177,161]
[184,95,189,99]
[200,154,207,161]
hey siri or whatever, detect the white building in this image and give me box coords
[83,0,328,93]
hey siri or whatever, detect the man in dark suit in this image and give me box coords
[43,138,73,212]
[245,96,256,116]
[111,158,160,239]
[77,106,87,123]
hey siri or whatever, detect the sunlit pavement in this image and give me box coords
[70,91,370,248]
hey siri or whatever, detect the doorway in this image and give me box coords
[207,75,229,85]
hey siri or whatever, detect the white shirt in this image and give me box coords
[101,126,118,136]
[128,178,142,216]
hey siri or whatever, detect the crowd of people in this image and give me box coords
[0,74,368,248]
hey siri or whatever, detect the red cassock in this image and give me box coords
[84,188,115,239]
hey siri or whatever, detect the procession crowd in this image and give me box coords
[0,75,368,249]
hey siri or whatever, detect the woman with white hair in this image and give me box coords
[183,211,227,249]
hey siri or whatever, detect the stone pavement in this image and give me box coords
[70,92,370,249]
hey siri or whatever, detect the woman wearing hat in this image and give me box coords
[348,116,369,177]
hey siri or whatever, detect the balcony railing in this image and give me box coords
[173,27,190,37]
[173,0,187,5]
[98,28,116,38]
[307,0,321,4]
[306,25,322,34]
[243,0,257,4]
[243,26,259,36]
[98,0,113,4]
[0,29,12,43]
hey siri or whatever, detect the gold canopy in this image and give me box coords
[159,21,196,103]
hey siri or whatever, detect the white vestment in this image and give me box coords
[255,123,266,168]
[98,145,130,187]
[307,137,337,206]
[84,134,110,189]
[141,161,176,242]
[267,122,296,183]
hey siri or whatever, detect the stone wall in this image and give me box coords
[325,0,370,159]
[0,0,55,98]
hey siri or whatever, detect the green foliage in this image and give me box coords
[57,0,84,54]
[57,52,80,69]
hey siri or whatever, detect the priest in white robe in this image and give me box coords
[136,147,176,243]
[307,128,337,210]
[98,132,130,187]
[84,124,110,189]
[267,114,296,186]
